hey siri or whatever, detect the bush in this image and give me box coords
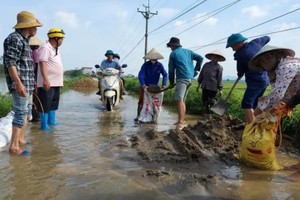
[0,94,13,117]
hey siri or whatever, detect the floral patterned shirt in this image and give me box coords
[258,57,300,111]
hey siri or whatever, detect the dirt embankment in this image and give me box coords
[130,114,244,166]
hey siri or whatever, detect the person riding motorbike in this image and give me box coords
[96,50,124,99]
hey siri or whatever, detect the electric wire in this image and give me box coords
[149,0,208,34]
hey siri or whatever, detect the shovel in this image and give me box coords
[210,77,241,116]
[147,83,176,94]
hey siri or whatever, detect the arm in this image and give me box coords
[217,66,223,90]
[7,66,27,96]
[138,64,146,87]
[284,89,300,108]
[252,36,270,47]
[257,60,297,111]
[39,61,50,90]
[168,54,175,85]
[193,52,204,72]
[160,64,168,87]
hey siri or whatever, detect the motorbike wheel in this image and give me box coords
[106,97,113,111]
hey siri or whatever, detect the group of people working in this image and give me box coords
[3,10,300,179]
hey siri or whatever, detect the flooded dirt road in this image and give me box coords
[0,88,300,200]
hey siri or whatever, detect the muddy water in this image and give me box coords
[0,89,300,200]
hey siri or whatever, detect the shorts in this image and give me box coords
[11,90,32,128]
[37,87,60,112]
[242,86,267,109]
[175,79,192,101]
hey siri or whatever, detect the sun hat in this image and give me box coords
[166,37,182,47]
[249,45,295,71]
[143,48,164,60]
[29,36,43,46]
[13,11,42,29]
[205,49,226,62]
[226,33,247,48]
[105,50,114,56]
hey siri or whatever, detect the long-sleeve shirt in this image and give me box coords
[234,36,270,88]
[138,61,168,87]
[168,47,203,85]
[3,30,35,94]
[198,61,223,91]
[100,59,121,70]
[258,57,300,111]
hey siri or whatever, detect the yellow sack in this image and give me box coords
[240,111,281,170]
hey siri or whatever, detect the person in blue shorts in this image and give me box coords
[226,33,270,124]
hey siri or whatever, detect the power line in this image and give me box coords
[149,0,207,34]
[190,6,300,50]
[122,36,145,61]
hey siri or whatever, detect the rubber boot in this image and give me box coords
[40,112,50,131]
[48,110,59,125]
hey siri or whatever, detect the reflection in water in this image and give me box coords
[0,89,300,199]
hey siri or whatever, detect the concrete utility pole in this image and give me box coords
[138,0,158,62]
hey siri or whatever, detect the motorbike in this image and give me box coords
[95,64,126,111]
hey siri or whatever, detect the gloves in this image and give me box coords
[217,90,223,97]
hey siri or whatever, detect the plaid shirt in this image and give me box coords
[3,30,34,94]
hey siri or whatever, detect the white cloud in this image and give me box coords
[291,4,300,10]
[272,22,298,31]
[158,8,178,18]
[193,13,218,26]
[55,11,79,29]
[241,5,267,18]
[174,20,186,26]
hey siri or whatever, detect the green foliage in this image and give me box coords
[0,94,13,117]
[64,69,84,78]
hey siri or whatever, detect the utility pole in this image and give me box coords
[138,0,158,62]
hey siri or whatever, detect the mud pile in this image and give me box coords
[130,114,245,165]
[70,77,98,90]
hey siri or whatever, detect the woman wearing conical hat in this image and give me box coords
[134,48,168,121]
[197,50,225,113]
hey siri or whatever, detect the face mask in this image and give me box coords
[150,60,157,64]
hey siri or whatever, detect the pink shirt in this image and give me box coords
[37,42,64,87]
[32,48,39,65]
[258,57,300,111]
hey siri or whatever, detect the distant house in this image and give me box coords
[81,67,93,74]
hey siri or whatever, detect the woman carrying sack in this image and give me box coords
[240,45,300,170]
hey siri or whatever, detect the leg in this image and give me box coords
[10,91,30,155]
[177,100,186,125]
[244,109,254,124]
[135,87,144,121]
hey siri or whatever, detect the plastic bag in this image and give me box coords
[0,111,14,149]
[138,89,164,123]
[240,111,281,170]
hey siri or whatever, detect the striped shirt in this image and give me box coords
[198,61,223,92]
[3,30,35,94]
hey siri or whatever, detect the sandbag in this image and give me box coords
[0,111,14,149]
[138,89,164,123]
[240,111,281,170]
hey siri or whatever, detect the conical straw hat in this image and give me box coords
[29,36,43,46]
[205,49,226,62]
[249,45,295,71]
[143,48,164,60]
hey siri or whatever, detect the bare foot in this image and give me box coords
[289,172,300,181]
[19,140,27,145]
[9,148,24,155]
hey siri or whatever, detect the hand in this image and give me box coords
[142,84,147,89]
[16,82,27,97]
[193,70,198,77]
[169,83,175,89]
[217,90,223,96]
[43,79,50,91]
[237,73,244,78]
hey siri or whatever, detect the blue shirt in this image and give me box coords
[168,47,203,85]
[138,61,168,86]
[3,30,34,94]
[100,59,121,70]
[234,36,270,88]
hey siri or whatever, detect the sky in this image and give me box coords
[0,0,299,79]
